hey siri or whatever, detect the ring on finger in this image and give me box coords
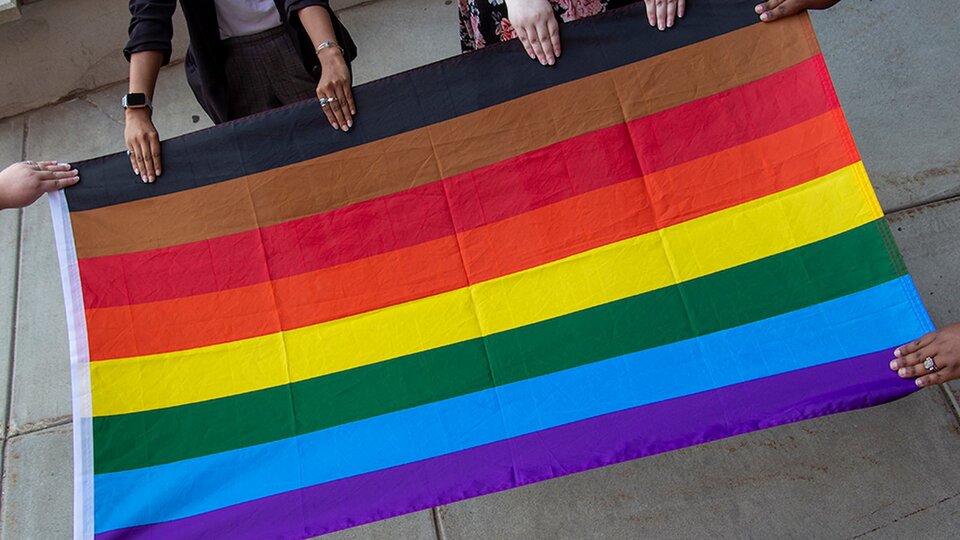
[924,356,938,372]
[319,96,338,107]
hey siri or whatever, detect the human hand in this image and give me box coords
[316,46,356,132]
[0,161,80,209]
[505,0,561,66]
[755,0,841,23]
[124,108,161,183]
[891,323,960,388]
[644,0,685,31]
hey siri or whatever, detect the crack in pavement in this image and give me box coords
[847,491,960,539]
[78,95,123,127]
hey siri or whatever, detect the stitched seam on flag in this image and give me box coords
[426,111,517,484]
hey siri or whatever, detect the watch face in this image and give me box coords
[125,94,147,108]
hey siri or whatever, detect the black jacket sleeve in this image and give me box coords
[283,0,357,61]
[123,0,178,65]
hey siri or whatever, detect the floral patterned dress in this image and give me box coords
[459,0,638,52]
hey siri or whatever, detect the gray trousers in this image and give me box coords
[222,26,318,120]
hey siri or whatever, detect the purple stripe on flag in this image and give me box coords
[97,348,913,540]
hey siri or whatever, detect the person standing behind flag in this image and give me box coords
[459,1,685,66]
[123,0,357,184]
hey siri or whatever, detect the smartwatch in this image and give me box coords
[122,93,153,111]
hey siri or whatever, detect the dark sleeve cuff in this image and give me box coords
[284,0,331,18]
[124,0,177,66]
[123,43,173,66]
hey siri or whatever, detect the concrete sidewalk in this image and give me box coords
[1,1,959,538]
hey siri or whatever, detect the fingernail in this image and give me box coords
[894,347,901,357]
[760,13,768,21]
[347,121,353,128]
[134,170,139,176]
[898,368,907,377]
[149,175,155,182]
[70,169,78,175]
[915,378,924,387]
[71,176,80,182]
[351,109,357,115]
[332,124,340,130]
[341,125,349,132]
[659,23,665,31]
[889,360,898,370]
[156,170,162,176]
[668,21,673,28]
[755,5,764,13]
[58,162,70,168]
[141,176,148,184]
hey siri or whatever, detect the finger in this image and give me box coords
[678,0,685,18]
[755,0,785,14]
[526,26,548,65]
[895,349,939,379]
[895,344,938,371]
[536,21,556,65]
[514,25,537,61]
[667,0,677,27]
[343,82,357,116]
[37,169,79,182]
[657,0,667,30]
[127,148,140,176]
[37,161,70,171]
[547,17,561,58]
[320,100,340,130]
[915,368,950,388]
[334,85,353,130]
[645,0,657,26]
[317,86,341,130]
[760,0,797,22]
[133,146,150,183]
[328,96,349,132]
[40,174,80,192]
[138,140,156,183]
[894,331,938,360]
[148,133,162,178]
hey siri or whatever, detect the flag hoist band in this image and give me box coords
[51,2,932,538]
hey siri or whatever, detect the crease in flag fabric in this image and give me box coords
[51,2,933,538]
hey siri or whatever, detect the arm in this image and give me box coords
[122,0,176,183]
[125,51,164,183]
[296,5,355,131]
[0,162,79,210]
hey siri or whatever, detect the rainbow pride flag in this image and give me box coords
[52,2,932,538]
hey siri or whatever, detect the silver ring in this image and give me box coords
[924,356,938,372]
[126,149,132,156]
[319,96,338,107]
[25,160,40,170]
